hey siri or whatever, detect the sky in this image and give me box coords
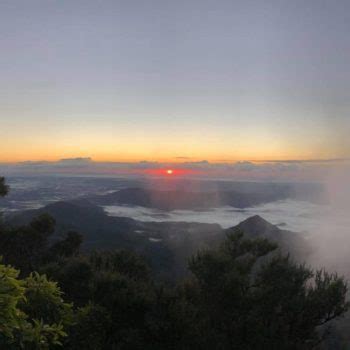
[1,0,349,163]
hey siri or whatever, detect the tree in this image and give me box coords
[0,183,83,276]
[0,262,25,340]
[184,231,349,349]
[20,272,73,328]
[49,231,83,258]
[41,257,93,307]
[64,303,111,350]
[0,262,68,349]
[89,250,151,281]
[0,177,8,197]
[0,214,56,275]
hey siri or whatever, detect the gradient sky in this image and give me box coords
[1,0,349,162]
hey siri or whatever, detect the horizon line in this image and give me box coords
[0,157,349,165]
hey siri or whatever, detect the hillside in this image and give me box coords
[229,215,310,259]
[8,200,310,278]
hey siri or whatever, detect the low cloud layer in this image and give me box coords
[0,158,348,182]
[104,199,332,232]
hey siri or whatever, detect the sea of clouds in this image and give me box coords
[104,199,349,234]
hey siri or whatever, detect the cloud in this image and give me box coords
[0,158,348,183]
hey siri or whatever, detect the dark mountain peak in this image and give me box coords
[240,214,275,228]
[233,215,279,237]
[228,215,310,259]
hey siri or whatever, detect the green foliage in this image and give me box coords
[21,272,73,327]
[0,262,68,349]
[0,262,25,338]
[19,320,66,350]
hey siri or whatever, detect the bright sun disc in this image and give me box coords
[166,169,173,175]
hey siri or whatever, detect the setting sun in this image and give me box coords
[166,169,173,175]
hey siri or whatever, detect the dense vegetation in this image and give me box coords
[0,178,348,349]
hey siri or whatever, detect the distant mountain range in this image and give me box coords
[8,199,309,278]
[85,187,292,210]
[0,177,328,213]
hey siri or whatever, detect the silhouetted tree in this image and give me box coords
[0,177,83,276]
[65,303,111,350]
[49,231,83,258]
[41,257,94,307]
[0,214,56,275]
[0,177,8,197]
[183,231,349,349]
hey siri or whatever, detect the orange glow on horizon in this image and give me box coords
[142,168,200,177]
[0,155,346,165]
